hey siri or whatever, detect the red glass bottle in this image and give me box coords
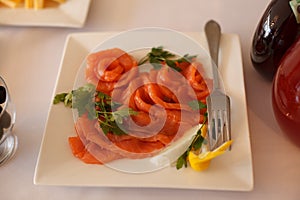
[272,36,300,147]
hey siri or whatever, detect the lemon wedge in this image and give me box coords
[188,140,233,171]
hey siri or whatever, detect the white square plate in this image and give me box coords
[0,0,91,27]
[34,32,253,191]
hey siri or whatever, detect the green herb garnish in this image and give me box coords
[95,91,138,135]
[53,92,72,107]
[53,84,138,135]
[53,83,95,118]
[73,83,96,118]
[188,100,207,110]
[176,113,207,170]
[138,46,196,72]
[175,99,207,169]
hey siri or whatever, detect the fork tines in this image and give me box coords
[206,90,231,151]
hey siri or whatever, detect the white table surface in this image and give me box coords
[1,0,300,199]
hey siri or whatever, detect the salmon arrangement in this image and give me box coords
[54,46,232,171]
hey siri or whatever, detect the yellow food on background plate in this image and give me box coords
[0,0,66,9]
[0,0,19,8]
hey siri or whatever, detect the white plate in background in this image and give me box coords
[0,0,91,27]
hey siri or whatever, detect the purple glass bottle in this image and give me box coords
[251,0,300,81]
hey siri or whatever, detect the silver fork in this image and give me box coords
[204,20,231,150]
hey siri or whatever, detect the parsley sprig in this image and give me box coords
[188,100,207,111]
[176,110,208,170]
[94,91,138,135]
[53,83,95,118]
[53,83,138,135]
[138,46,196,72]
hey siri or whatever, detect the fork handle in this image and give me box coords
[205,20,222,90]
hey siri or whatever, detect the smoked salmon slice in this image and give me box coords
[85,48,138,95]
[68,136,102,164]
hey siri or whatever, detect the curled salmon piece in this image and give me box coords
[85,48,138,95]
[182,62,212,100]
[113,65,202,139]
[145,83,183,110]
[111,67,140,106]
[152,67,199,109]
[133,86,153,113]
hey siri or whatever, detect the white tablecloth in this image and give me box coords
[1,0,300,199]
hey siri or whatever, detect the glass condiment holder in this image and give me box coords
[0,76,17,166]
